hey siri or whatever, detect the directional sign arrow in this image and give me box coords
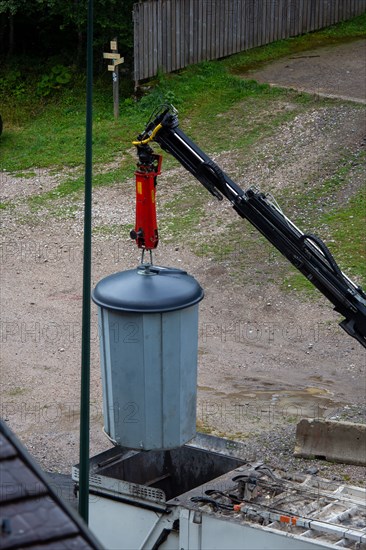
[103,52,121,60]
[114,57,125,66]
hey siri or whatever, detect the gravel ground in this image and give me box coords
[1,43,365,488]
[225,404,366,486]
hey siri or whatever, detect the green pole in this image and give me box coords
[79,0,93,524]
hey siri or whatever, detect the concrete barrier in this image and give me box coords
[294,419,366,466]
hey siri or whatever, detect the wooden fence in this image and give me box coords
[133,0,365,85]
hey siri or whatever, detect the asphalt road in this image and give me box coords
[246,39,366,104]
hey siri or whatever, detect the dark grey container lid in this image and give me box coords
[92,265,204,313]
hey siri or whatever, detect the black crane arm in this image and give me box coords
[134,106,366,349]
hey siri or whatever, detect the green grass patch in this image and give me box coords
[27,162,135,211]
[2,13,362,174]
[281,271,319,295]
[160,183,207,241]
[52,203,79,220]
[0,202,12,210]
[285,149,366,216]
[6,386,28,397]
[0,103,130,171]
[277,149,366,292]
[282,189,366,294]
[11,170,38,179]
[93,223,132,237]
[321,191,366,285]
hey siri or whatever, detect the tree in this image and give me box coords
[0,0,135,65]
[0,0,38,54]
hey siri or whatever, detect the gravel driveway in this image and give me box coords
[1,39,365,487]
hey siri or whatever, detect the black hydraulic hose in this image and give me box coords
[300,233,345,282]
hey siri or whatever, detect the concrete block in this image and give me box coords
[294,419,366,466]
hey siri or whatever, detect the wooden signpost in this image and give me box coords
[103,38,124,119]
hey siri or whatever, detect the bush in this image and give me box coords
[0,69,26,98]
[36,65,72,97]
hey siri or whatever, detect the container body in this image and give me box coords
[97,304,199,450]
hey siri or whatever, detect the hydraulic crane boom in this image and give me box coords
[132,105,366,349]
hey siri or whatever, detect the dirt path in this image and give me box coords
[246,39,366,104]
[1,42,365,484]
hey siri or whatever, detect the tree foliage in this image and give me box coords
[0,0,135,66]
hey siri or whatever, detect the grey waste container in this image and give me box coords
[92,265,204,450]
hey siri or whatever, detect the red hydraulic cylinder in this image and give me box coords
[131,154,162,250]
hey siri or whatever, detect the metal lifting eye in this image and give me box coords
[141,248,153,266]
